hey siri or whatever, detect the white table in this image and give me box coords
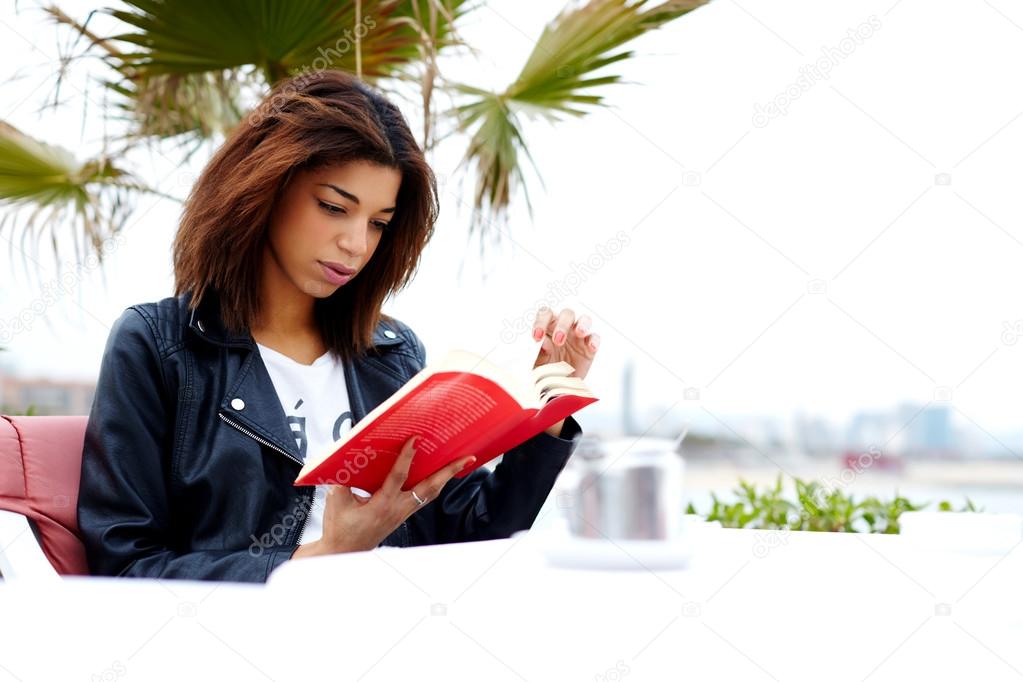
[1,526,1021,681]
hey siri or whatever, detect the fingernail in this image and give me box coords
[462,457,477,471]
[553,331,566,345]
[533,328,543,341]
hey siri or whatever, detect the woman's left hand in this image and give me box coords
[532,307,600,380]
[531,307,600,438]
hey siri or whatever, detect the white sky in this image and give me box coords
[2,0,1023,446]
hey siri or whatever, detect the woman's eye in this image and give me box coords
[318,199,388,230]
[317,200,345,215]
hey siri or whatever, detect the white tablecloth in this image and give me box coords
[1,526,1021,681]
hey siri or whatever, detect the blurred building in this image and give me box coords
[846,410,890,452]
[793,412,838,455]
[902,403,955,453]
[846,403,959,458]
[0,373,95,415]
[622,358,636,436]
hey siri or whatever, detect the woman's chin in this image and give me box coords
[300,278,342,297]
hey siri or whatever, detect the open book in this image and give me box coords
[293,349,598,492]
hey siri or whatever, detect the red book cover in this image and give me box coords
[294,351,597,492]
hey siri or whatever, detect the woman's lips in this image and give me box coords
[319,261,354,285]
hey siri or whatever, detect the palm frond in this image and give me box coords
[0,122,154,270]
[512,0,705,113]
[454,88,538,241]
[92,0,476,143]
[108,1,420,82]
[106,70,250,142]
[454,0,707,235]
[390,0,477,149]
[392,0,477,57]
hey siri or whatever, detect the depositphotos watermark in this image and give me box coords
[751,445,883,558]
[247,14,378,127]
[594,660,631,682]
[752,15,882,128]
[249,495,316,556]
[247,445,384,556]
[0,232,127,345]
[89,660,127,682]
[1001,319,1023,345]
[499,230,631,344]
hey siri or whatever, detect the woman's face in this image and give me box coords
[266,159,402,298]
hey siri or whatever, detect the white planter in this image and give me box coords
[899,511,1023,554]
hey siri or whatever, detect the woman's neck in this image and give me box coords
[251,246,324,362]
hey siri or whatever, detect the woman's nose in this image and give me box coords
[338,224,370,258]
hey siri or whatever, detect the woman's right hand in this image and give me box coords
[292,436,476,559]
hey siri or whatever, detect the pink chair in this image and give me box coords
[0,415,89,579]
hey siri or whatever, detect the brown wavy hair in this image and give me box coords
[173,70,437,362]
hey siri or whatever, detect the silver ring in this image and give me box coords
[411,489,427,506]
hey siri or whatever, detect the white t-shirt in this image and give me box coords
[256,342,359,545]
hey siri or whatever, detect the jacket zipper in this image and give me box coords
[218,412,409,550]
[294,494,311,549]
[218,411,311,549]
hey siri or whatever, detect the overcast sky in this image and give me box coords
[2,0,1023,446]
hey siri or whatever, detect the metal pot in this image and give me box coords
[561,435,685,541]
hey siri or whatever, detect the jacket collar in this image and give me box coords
[185,289,252,348]
[216,343,410,468]
[183,289,410,468]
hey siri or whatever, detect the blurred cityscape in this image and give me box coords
[603,358,1022,463]
[566,360,1023,517]
[0,372,95,416]
[6,357,1019,461]
[5,355,1023,514]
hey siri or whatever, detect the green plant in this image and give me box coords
[686,474,984,534]
[0,404,38,416]
[0,121,156,268]
[938,497,981,512]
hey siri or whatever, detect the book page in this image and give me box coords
[362,376,500,453]
[297,372,533,490]
[437,349,537,406]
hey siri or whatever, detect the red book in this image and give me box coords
[294,349,598,492]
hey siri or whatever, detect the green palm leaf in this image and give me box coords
[96,0,473,142]
[105,0,477,87]
[15,0,701,265]
[105,70,248,143]
[109,0,408,82]
[0,122,154,268]
[19,0,476,267]
[455,0,707,235]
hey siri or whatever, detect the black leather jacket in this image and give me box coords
[77,290,582,582]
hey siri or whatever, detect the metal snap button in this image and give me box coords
[230,398,245,410]
[383,330,397,339]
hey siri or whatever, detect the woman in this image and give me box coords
[77,70,601,583]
